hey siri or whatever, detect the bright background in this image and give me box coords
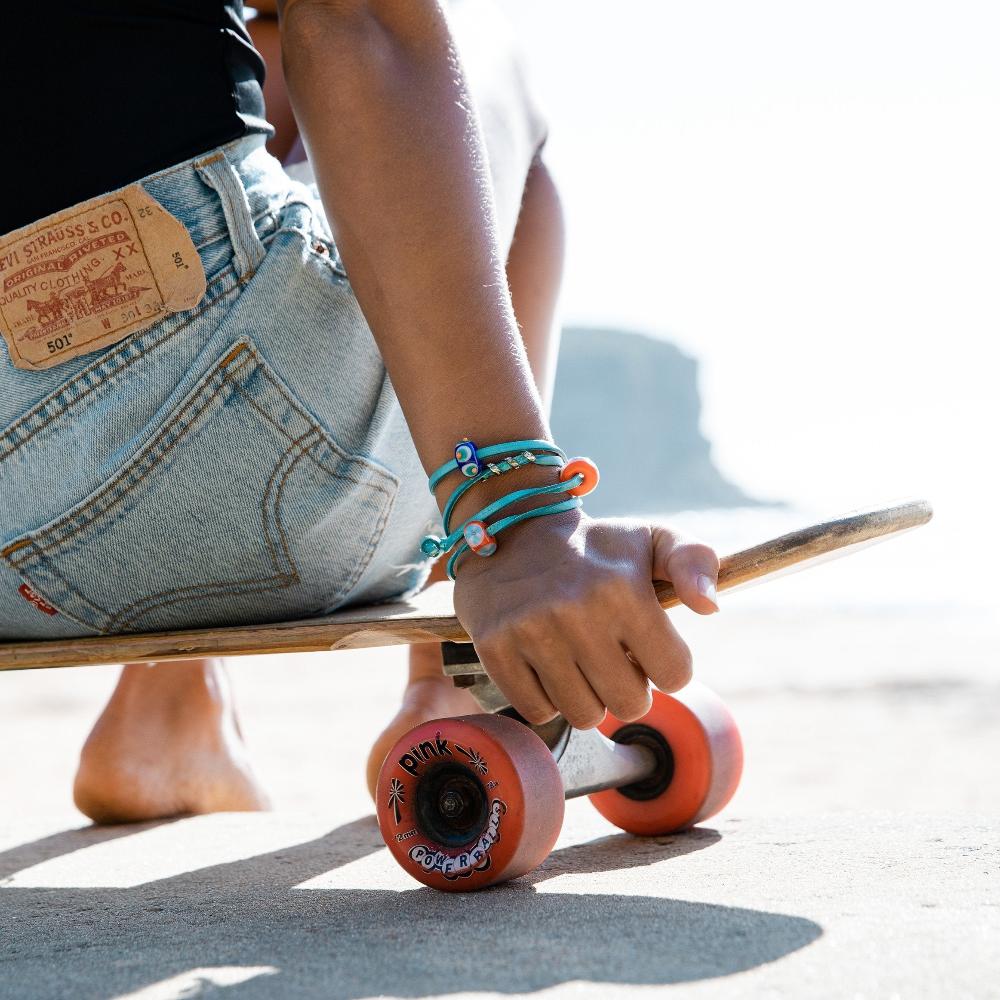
[506,0,998,612]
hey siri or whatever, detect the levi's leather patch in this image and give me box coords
[0,185,206,371]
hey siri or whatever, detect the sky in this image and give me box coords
[502,0,999,610]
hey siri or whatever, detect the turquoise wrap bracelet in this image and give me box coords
[445,497,584,580]
[428,439,565,493]
[422,472,585,558]
[439,453,566,536]
[424,437,598,579]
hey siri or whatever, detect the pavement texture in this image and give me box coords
[0,603,997,999]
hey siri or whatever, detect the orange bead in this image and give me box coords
[464,520,497,556]
[560,457,599,497]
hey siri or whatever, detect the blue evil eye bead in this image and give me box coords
[463,520,497,557]
[455,439,481,478]
[420,536,442,557]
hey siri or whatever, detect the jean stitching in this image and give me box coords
[0,345,248,563]
[109,408,394,630]
[0,264,241,461]
[226,343,400,491]
[222,349,398,604]
[108,434,325,630]
[230,383,353,484]
[5,334,393,627]
[0,264,232,450]
[226,378,397,602]
[19,351,256,556]
[4,542,117,620]
[265,427,322,574]
[194,208,277,252]
[2,390,310,635]
[114,577,300,634]
[106,383,397,629]
[327,455,397,609]
[103,426,321,629]
[2,301,398,627]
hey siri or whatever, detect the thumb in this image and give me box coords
[651,525,720,615]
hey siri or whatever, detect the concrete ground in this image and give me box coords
[0,603,997,999]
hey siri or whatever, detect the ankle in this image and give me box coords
[115,659,230,715]
[407,643,446,683]
[402,674,456,706]
[75,658,268,823]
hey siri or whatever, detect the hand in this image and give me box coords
[452,511,720,729]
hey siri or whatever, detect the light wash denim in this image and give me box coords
[0,134,439,640]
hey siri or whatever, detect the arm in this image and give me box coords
[278,0,719,726]
[279,0,545,471]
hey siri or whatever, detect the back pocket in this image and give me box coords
[0,339,398,635]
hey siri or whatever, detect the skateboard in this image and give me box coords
[0,499,931,891]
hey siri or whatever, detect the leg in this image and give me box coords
[366,154,565,798]
[74,659,269,823]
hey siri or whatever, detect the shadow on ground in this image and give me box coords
[0,818,822,1000]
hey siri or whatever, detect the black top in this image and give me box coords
[1,1,273,235]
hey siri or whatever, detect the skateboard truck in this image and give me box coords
[441,641,658,798]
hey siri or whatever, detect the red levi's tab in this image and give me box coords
[18,583,58,616]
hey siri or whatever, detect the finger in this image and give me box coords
[520,631,606,729]
[576,636,652,722]
[623,595,694,693]
[651,525,720,614]
[506,662,560,725]
[474,636,557,725]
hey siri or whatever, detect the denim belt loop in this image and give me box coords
[193,151,266,282]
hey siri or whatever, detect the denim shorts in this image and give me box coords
[0,134,440,640]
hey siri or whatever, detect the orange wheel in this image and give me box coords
[589,683,743,835]
[376,713,564,891]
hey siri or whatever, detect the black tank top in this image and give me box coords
[1,1,272,235]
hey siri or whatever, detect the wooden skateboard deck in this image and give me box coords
[0,499,931,672]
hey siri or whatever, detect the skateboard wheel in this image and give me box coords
[589,683,743,835]
[376,713,564,891]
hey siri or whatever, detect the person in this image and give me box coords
[0,0,720,823]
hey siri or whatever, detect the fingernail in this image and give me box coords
[697,574,719,610]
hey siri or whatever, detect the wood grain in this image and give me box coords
[0,499,931,672]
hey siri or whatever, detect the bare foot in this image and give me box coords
[74,658,271,824]
[365,643,480,800]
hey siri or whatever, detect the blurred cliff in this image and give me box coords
[551,327,767,516]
